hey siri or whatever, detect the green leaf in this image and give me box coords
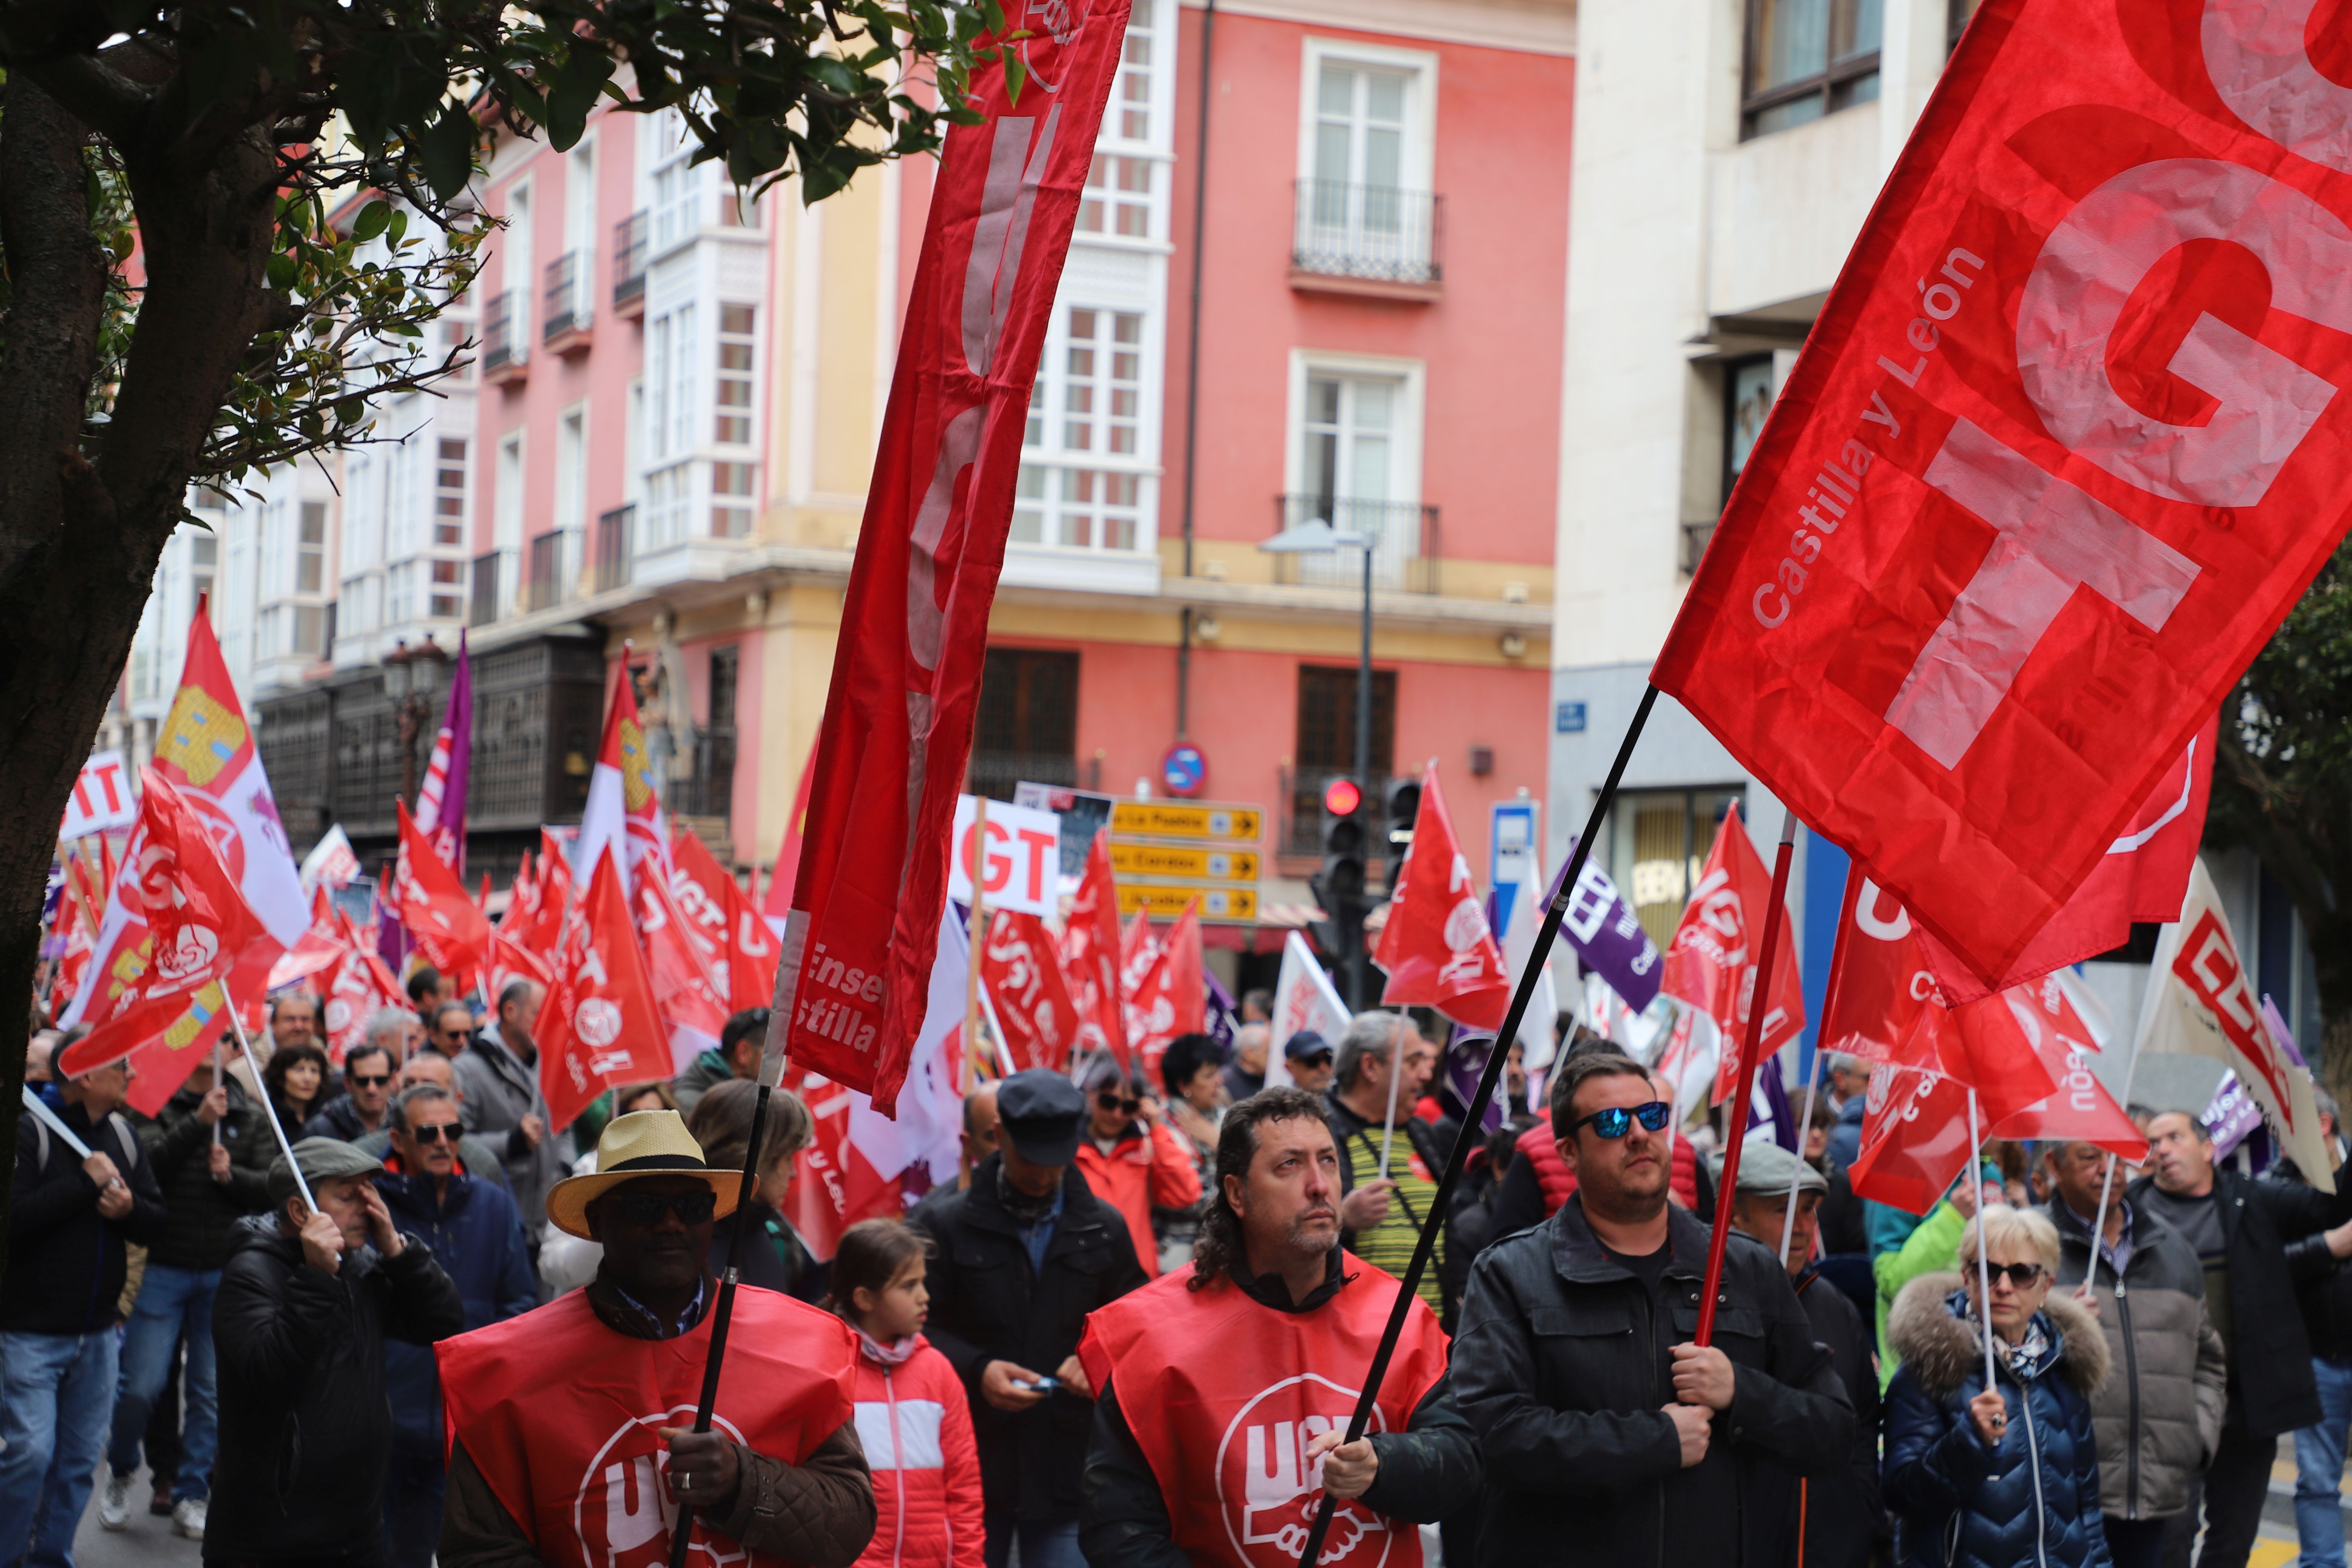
[545,47,618,152]
[267,251,299,291]
[418,106,477,204]
[1003,47,1027,106]
[351,201,394,244]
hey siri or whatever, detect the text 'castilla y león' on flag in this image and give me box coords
[767,0,1133,1113]
[1652,0,2352,991]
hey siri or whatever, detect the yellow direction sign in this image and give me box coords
[1110,801,1262,843]
[1117,884,1259,921]
[1108,843,1261,882]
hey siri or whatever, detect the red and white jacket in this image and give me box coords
[849,1332,985,1568]
[1073,1121,1203,1279]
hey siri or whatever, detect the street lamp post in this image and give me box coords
[1262,516,1376,1003]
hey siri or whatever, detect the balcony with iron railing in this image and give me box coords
[542,252,591,350]
[1268,494,1442,594]
[594,504,635,594]
[481,291,525,383]
[1291,181,1443,299]
[526,528,581,612]
[469,548,516,627]
[613,211,649,318]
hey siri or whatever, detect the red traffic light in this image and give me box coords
[1322,777,1362,817]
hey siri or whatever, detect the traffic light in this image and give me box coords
[1381,777,1421,893]
[1309,776,1368,1004]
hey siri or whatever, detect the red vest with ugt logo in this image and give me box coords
[437,1286,857,1568]
[1076,1255,1449,1568]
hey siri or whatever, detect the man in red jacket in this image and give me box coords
[1078,1086,1478,1568]
[1073,1059,1201,1278]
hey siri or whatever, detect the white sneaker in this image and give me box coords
[98,1471,132,1531]
[172,1496,206,1540]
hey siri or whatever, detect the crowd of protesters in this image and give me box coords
[14,974,2352,1568]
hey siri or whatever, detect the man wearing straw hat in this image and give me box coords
[436,1109,876,1568]
[208,1135,466,1564]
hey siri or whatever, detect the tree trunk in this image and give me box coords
[0,70,283,1279]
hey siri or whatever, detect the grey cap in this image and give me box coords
[268,1136,386,1208]
[1708,1139,1827,1198]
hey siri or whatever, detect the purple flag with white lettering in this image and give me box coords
[1551,839,1663,1012]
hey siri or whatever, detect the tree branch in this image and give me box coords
[18,52,152,145]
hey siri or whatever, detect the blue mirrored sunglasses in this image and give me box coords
[1571,1100,1672,1139]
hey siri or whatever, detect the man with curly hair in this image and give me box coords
[1076,1087,1479,1568]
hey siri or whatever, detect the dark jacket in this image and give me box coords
[1450,1195,1856,1567]
[1079,1253,1481,1568]
[908,1153,1150,1521]
[208,1213,466,1560]
[453,1027,566,1239]
[374,1160,538,1457]
[2124,1167,2352,1437]
[1827,1096,1865,1171]
[1883,1276,2112,1568]
[302,1092,391,1143]
[2045,1198,2225,1520]
[1747,1263,1885,1568]
[4,1098,167,1334]
[145,1078,276,1271]
[712,1199,828,1305]
[2268,1140,2352,1364]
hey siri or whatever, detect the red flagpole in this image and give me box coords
[1693,812,1800,1346]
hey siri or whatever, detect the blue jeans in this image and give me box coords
[983,1512,1084,1568]
[0,1328,120,1568]
[105,1264,219,1502]
[2296,1356,2352,1568]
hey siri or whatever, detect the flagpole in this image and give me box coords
[1694,809,1799,1347]
[227,991,314,1213]
[211,1040,225,1148]
[965,796,989,1085]
[1967,1087,1996,1393]
[1377,1009,1406,1182]
[667,1066,775,1568]
[2082,1034,2144,1294]
[1293,684,1658,1568]
[1779,1038,1826,1266]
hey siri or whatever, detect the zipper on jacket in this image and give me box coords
[2016,1357,2051,1568]
[885,1365,906,1568]
[2115,1269,2142,1520]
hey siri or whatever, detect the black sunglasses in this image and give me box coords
[405,1123,456,1144]
[349,1072,393,1088]
[1294,1050,1334,1069]
[1570,1101,1672,1139]
[605,1190,718,1227]
[1982,1262,2045,1289]
[1096,1090,1141,1115]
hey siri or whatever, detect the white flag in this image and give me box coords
[1266,929,1351,1090]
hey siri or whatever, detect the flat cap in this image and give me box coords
[1708,1138,1827,1198]
[997,1069,1086,1166]
[268,1136,385,1208]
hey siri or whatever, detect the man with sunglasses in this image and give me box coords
[439,1109,874,1568]
[1452,1051,1855,1568]
[304,1037,401,1141]
[376,1084,536,1567]
[1074,1059,1202,1280]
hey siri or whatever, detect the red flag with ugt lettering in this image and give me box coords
[983,911,1080,1073]
[1650,0,2352,988]
[1848,1065,1981,1216]
[395,800,489,992]
[769,0,1134,1112]
[1657,806,1803,1102]
[1988,974,2145,1158]
[58,770,268,1105]
[540,849,672,1132]
[637,865,731,1072]
[1819,863,1952,1069]
[1126,897,1206,1070]
[671,827,778,1015]
[1064,830,1129,1066]
[1373,762,1508,1029]
[322,909,405,1064]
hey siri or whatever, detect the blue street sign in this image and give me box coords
[1161,742,1208,798]
[1556,701,1587,734]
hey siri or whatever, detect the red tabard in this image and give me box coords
[436,1288,857,1568]
[1077,1257,1448,1568]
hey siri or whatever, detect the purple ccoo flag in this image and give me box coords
[415,630,472,874]
[1549,838,1663,1012]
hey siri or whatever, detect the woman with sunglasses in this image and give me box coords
[1073,1058,1202,1279]
[1884,1205,2113,1568]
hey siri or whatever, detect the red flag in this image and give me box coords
[1925,714,2219,1002]
[982,911,1080,1073]
[394,801,490,992]
[765,744,817,919]
[322,909,406,1064]
[1372,761,1508,1029]
[1847,1065,1980,1216]
[539,849,673,1131]
[637,865,731,1071]
[59,770,268,1104]
[788,1070,905,1262]
[671,828,777,1016]
[1064,830,1129,1066]
[1818,864,1954,1071]
[485,929,552,1015]
[1649,0,2352,988]
[267,887,347,993]
[1126,897,1206,1072]
[1987,975,2145,1159]
[505,832,573,959]
[1658,806,1804,1101]
[769,0,1135,1111]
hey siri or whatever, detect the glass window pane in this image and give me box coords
[1353,381,1392,431]
[1753,0,1831,93]
[1349,435,1389,500]
[1308,377,1340,426]
[1315,123,1352,188]
[1366,73,1406,124]
[1836,0,1884,60]
[1318,64,1353,116]
[1753,93,1826,135]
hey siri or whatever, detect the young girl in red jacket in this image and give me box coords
[830,1219,986,1568]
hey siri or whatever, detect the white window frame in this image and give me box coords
[495,431,526,550]
[555,401,590,534]
[1295,39,1439,195]
[1282,349,1426,587]
[502,177,535,344]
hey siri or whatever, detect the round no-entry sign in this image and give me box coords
[1160,742,1207,798]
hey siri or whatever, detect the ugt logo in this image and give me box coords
[1215,1375,1396,1568]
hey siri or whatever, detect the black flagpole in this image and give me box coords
[667,1078,773,1568]
[1293,684,1658,1568]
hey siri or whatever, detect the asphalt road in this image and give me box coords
[69,1466,201,1568]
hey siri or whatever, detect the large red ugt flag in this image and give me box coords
[1653,0,2352,986]
[770,0,1132,1112]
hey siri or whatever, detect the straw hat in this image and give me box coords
[544,1109,739,1240]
